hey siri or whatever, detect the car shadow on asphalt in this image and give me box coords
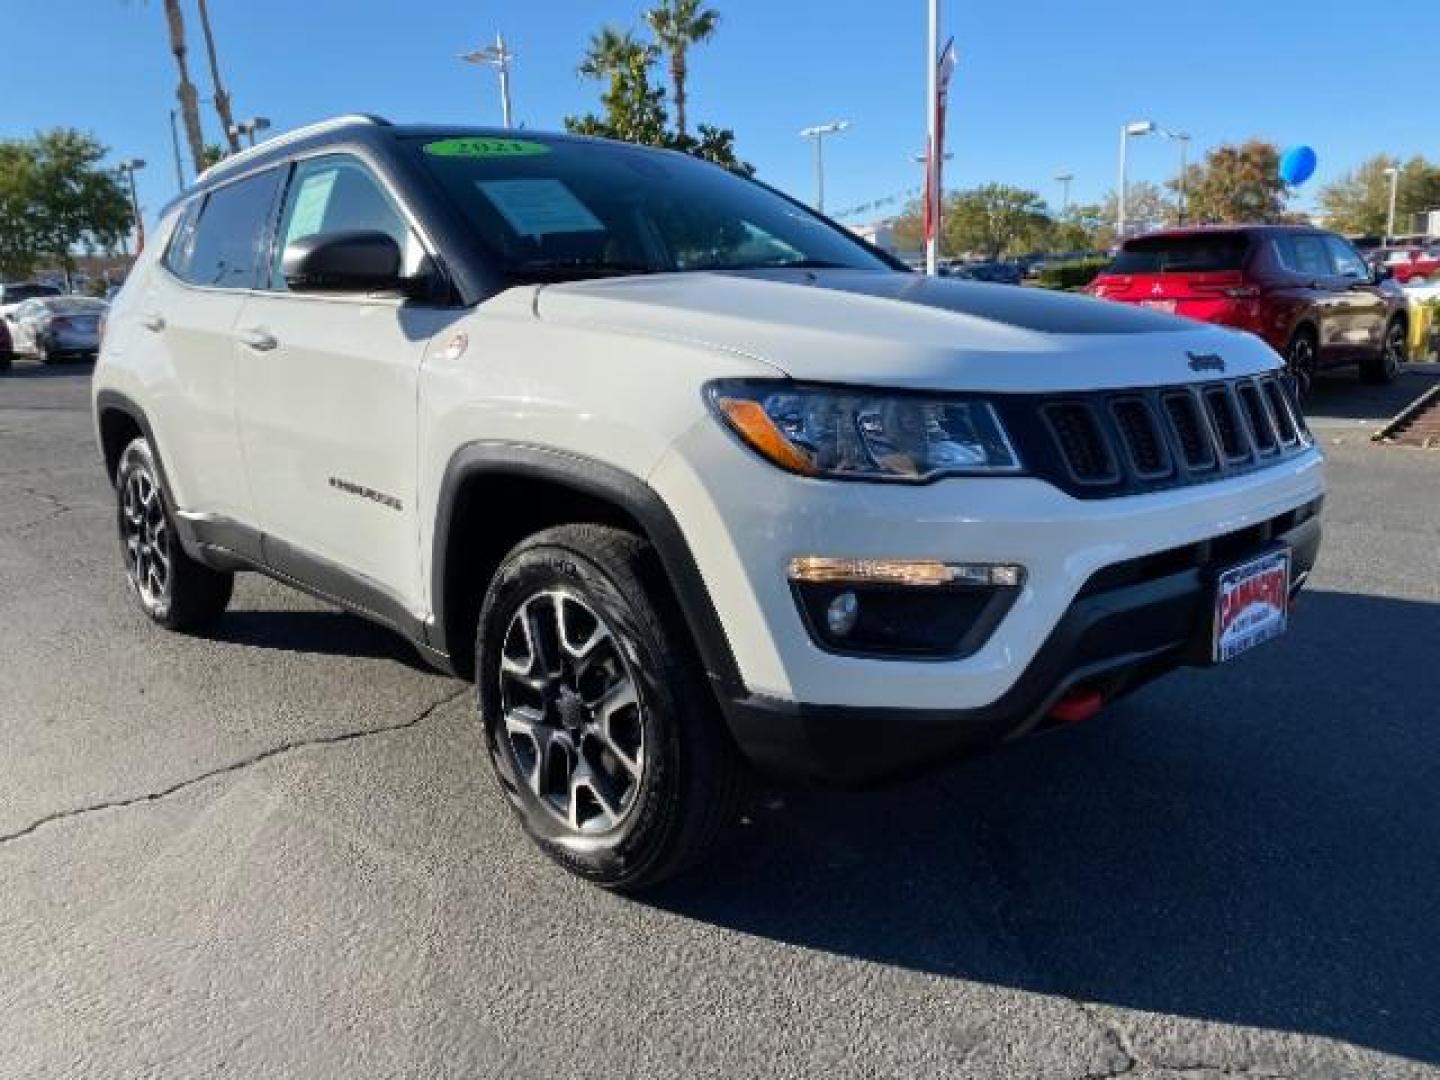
[1304,366,1440,424]
[2,361,95,379]
[205,609,437,672]
[650,590,1440,1066]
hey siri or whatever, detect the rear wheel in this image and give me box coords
[476,524,749,891]
[0,352,11,374]
[115,438,233,631]
[1285,328,1319,397]
[1361,319,1406,385]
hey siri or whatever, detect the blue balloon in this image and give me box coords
[1279,145,1317,186]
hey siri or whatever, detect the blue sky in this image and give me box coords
[4,0,1436,230]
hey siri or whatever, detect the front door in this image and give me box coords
[1324,235,1388,359]
[234,154,453,619]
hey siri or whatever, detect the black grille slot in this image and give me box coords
[1261,378,1299,445]
[1162,392,1217,470]
[1110,398,1170,477]
[1237,381,1278,453]
[1043,402,1118,484]
[1203,386,1248,460]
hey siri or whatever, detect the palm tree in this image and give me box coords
[195,0,240,153]
[162,0,206,170]
[643,0,720,138]
[578,26,653,81]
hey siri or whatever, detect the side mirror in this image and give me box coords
[282,230,416,296]
[1372,263,1395,284]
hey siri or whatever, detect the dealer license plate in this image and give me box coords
[1213,549,1291,663]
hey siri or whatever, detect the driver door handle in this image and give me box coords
[140,312,166,332]
[237,326,278,352]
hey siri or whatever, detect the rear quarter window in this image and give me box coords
[168,169,283,289]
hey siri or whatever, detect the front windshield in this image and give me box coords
[410,135,894,280]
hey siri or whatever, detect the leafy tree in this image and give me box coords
[1319,154,1440,235]
[1170,139,1290,224]
[644,0,720,139]
[566,21,749,174]
[1094,181,1173,245]
[942,184,1053,258]
[0,130,130,281]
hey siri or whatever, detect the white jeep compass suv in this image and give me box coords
[94,116,1324,889]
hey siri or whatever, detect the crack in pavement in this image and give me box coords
[0,687,469,848]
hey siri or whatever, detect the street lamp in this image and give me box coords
[1158,129,1191,224]
[800,121,850,215]
[1383,166,1400,243]
[228,116,271,149]
[1117,119,1155,240]
[461,32,517,129]
[1055,172,1074,215]
[115,158,146,256]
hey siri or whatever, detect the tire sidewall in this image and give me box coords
[1286,329,1318,396]
[116,438,175,623]
[476,540,684,883]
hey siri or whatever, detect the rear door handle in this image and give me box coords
[140,312,166,332]
[237,327,278,352]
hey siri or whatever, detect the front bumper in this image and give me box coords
[721,508,1319,784]
[650,418,1325,783]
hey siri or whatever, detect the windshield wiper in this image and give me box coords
[505,258,661,281]
[723,259,851,271]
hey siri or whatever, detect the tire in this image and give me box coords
[476,523,749,891]
[115,437,233,631]
[0,352,11,373]
[1361,319,1406,385]
[1284,327,1319,398]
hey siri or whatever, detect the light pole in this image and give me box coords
[461,32,517,129]
[228,116,271,149]
[1055,172,1074,215]
[168,110,186,190]
[116,158,146,257]
[1117,119,1155,240]
[1157,128,1191,225]
[1383,166,1400,243]
[800,120,849,215]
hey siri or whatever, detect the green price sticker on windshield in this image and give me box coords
[423,137,550,158]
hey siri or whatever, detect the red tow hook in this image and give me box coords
[1048,686,1105,725]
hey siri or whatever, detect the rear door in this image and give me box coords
[135,168,283,523]
[1272,232,1349,363]
[233,152,452,617]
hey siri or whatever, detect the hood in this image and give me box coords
[534,268,1281,392]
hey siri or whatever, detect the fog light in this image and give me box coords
[826,591,859,637]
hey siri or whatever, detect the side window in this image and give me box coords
[1325,236,1369,279]
[180,169,283,289]
[1276,234,1332,279]
[163,199,202,280]
[269,156,422,290]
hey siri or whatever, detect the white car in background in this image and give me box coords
[93,116,1325,890]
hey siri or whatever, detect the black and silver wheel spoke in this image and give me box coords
[498,589,646,834]
[120,469,170,606]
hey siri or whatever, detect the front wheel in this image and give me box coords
[115,438,234,631]
[476,524,749,891]
[1361,319,1406,385]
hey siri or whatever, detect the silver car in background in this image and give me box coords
[6,296,107,364]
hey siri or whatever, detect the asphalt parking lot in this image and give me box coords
[3,360,1439,1079]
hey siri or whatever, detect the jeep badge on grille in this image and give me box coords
[1187,351,1226,373]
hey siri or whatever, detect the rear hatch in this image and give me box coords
[1090,231,1257,323]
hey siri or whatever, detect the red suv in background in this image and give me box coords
[1370,245,1440,286]
[1088,226,1410,394]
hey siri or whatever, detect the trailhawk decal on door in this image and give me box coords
[329,476,403,512]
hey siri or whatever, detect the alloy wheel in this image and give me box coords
[498,590,646,834]
[121,467,170,608]
[1383,322,1405,379]
[1287,335,1317,397]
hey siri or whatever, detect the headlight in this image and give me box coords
[706,380,1021,481]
